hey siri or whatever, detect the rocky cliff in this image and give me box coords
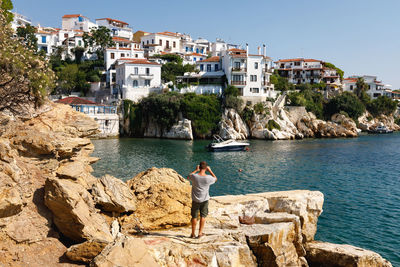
[0,102,393,266]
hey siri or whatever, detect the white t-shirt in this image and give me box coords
[188,173,216,203]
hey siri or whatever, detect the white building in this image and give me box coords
[274,58,342,94]
[178,56,225,95]
[11,12,32,32]
[343,75,388,99]
[183,52,207,64]
[96,18,133,40]
[141,31,181,57]
[104,44,145,92]
[115,58,162,102]
[62,14,97,32]
[210,38,239,57]
[178,45,277,102]
[221,46,276,101]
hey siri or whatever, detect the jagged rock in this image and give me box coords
[121,167,191,232]
[358,111,400,132]
[144,118,193,140]
[163,119,193,140]
[305,241,393,267]
[44,178,113,243]
[91,175,136,213]
[91,235,159,267]
[66,240,109,263]
[218,108,250,140]
[244,223,304,266]
[0,187,23,218]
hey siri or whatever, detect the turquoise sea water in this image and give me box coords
[91,134,400,265]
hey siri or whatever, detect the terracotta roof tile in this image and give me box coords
[185,53,205,57]
[62,14,84,19]
[198,56,220,63]
[118,59,160,65]
[97,18,129,25]
[55,97,97,105]
[112,37,132,43]
[275,58,321,63]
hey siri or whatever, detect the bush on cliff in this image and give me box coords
[287,89,324,119]
[0,4,55,114]
[324,92,365,121]
[266,119,281,131]
[367,96,397,117]
[181,93,221,137]
[222,85,243,111]
[123,92,221,138]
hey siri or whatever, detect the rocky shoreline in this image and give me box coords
[0,103,393,266]
[131,99,399,141]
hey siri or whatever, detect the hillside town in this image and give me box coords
[9,11,400,138]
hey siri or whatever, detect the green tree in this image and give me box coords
[367,96,397,117]
[57,64,89,95]
[83,26,114,61]
[0,0,13,24]
[355,77,368,98]
[324,62,344,80]
[270,72,295,91]
[287,89,324,119]
[324,92,365,120]
[0,6,55,114]
[72,46,85,64]
[16,25,38,51]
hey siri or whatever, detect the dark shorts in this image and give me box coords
[191,200,209,218]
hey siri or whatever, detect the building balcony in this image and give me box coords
[231,81,246,86]
[231,67,247,73]
[262,81,272,86]
[263,68,273,73]
[129,73,154,79]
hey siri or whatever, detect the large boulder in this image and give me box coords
[163,119,193,140]
[91,235,159,267]
[66,240,109,264]
[218,108,250,140]
[44,178,113,242]
[305,241,392,267]
[121,167,191,232]
[91,174,136,213]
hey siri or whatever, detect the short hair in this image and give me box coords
[199,161,207,170]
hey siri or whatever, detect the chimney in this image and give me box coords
[258,46,261,55]
[246,43,248,55]
[263,44,266,57]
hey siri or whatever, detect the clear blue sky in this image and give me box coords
[12,0,400,89]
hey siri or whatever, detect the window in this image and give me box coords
[251,88,259,93]
[250,75,257,82]
[173,41,176,48]
[166,40,169,48]
[294,62,300,66]
[144,80,151,86]
[135,54,138,58]
[105,120,109,126]
[186,47,189,52]
[232,75,243,82]
[152,39,154,44]
[111,53,115,59]
[254,62,258,69]
[121,53,125,58]
[64,33,68,38]
[145,68,150,75]
[200,64,204,71]
[78,16,83,22]
[201,48,204,53]
[41,36,46,43]
[207,64,211,72]
[133,80,138,87]
[196,48,199,53]
[215,64,218,71]
[350,85,353,90]
[159,39,162,45]
[142,41,145,46]
[234,62,240,69]
[78,40,82,46]
[146,40,149,45]
[194,57,196,62]
[134,67,138,74]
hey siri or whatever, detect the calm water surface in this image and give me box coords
[92,134,400,265]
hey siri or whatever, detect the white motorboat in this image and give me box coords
[207,135,250,152]
[368,125,393,134]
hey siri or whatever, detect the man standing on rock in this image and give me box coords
[187,161,217,238]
